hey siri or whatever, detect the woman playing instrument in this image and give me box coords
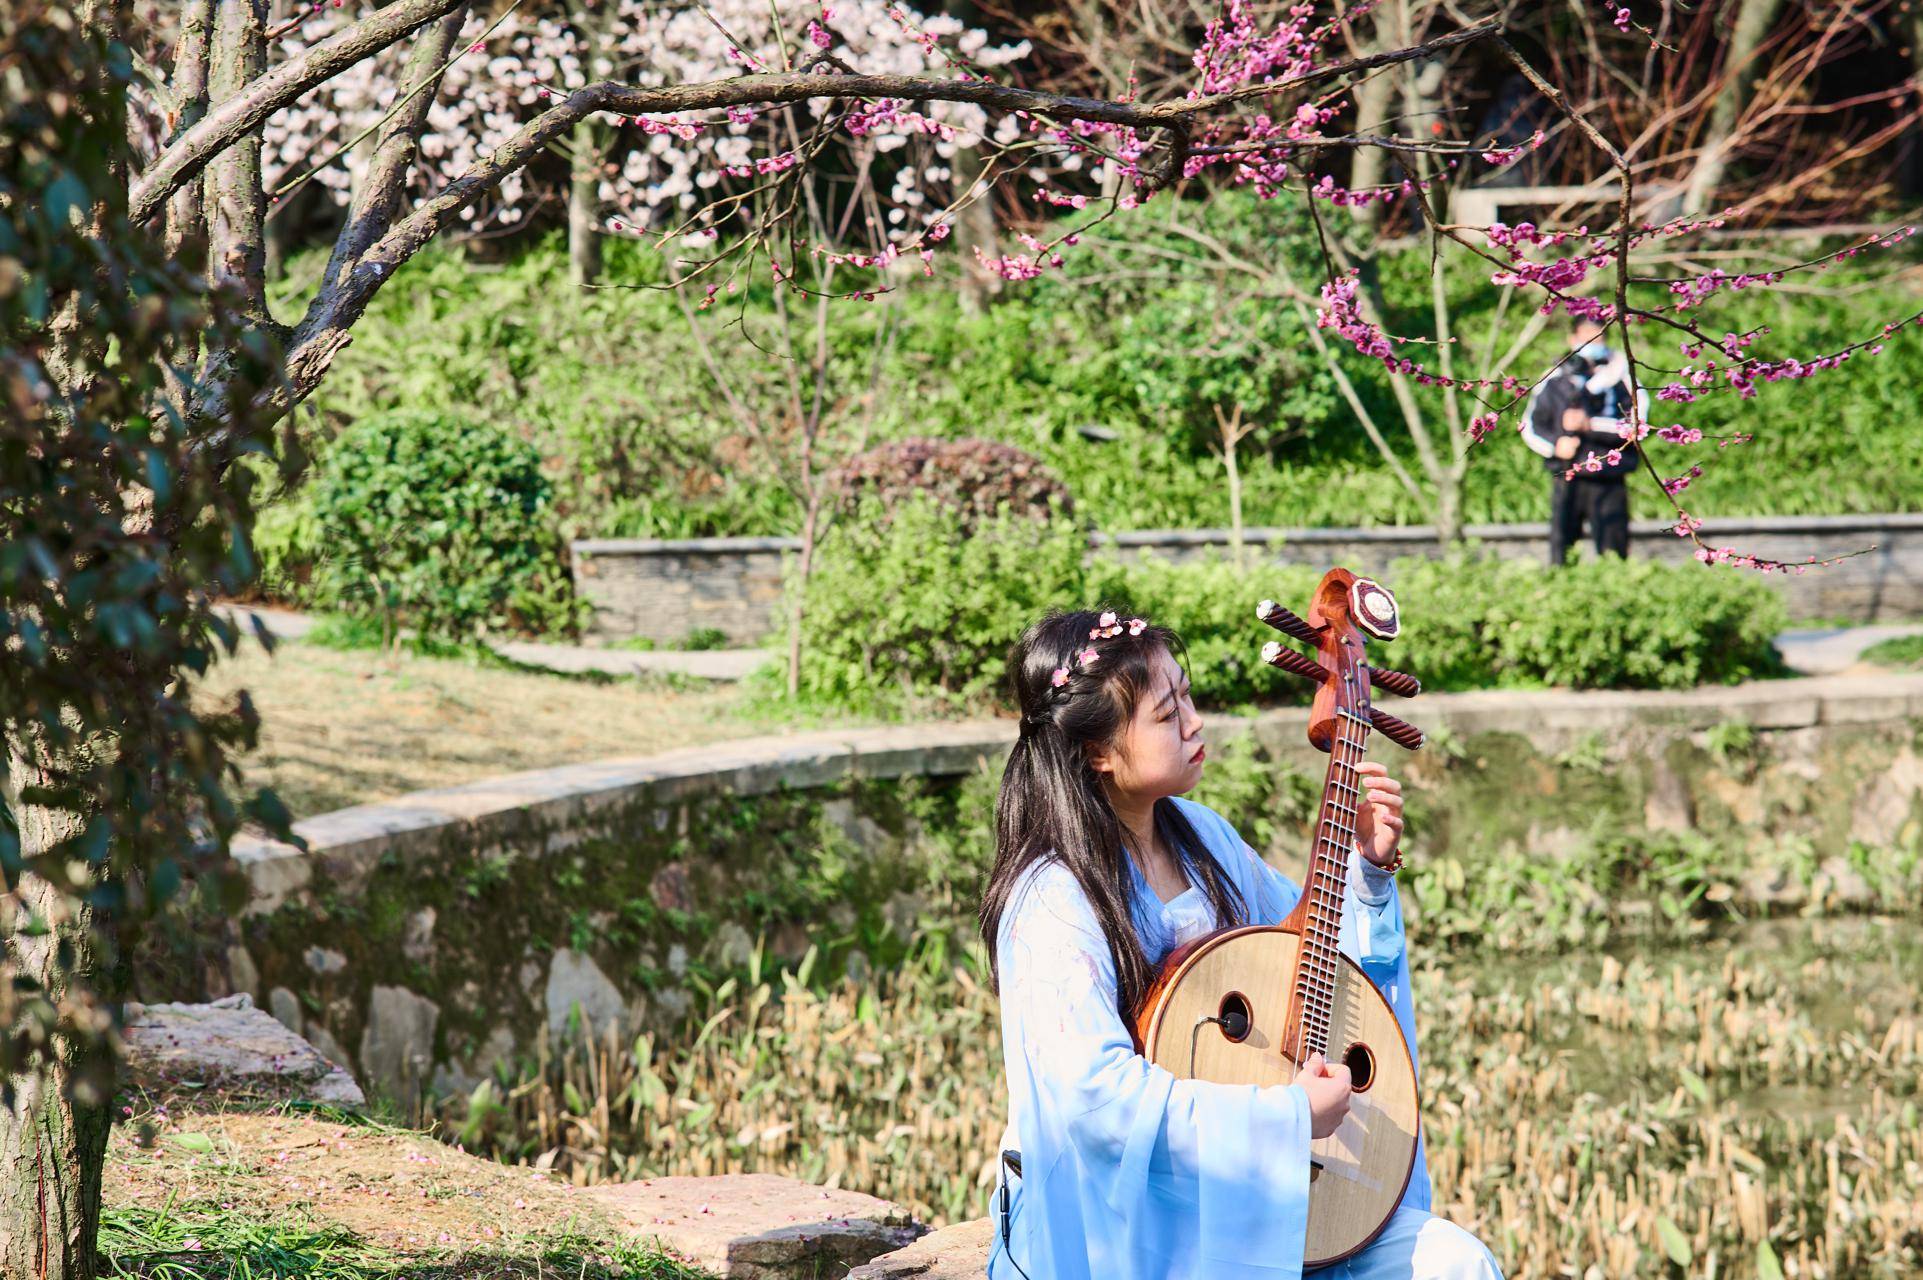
[980,609,1501,1280]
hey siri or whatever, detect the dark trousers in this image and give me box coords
[1548,476,1629,565]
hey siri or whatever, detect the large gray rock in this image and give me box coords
[266,986,302,1035]
[1814,856,1876,910]
[545,948,625,1040]
[1849,749,1923,847]
[585,1173,923,1279]
[123,993,363,1108]
[847,1217,994,1279]
[358,985,440,1104]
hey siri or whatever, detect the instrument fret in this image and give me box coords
[1293,683,1373,1060]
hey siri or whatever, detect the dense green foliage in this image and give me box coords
[790,494,1086,713]
[304,411,576,640]
[1098,549,1786,701]
[270,199,1923,555]
[794,491,1787,713]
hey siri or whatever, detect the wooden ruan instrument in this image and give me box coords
[1132,567,1426,1269]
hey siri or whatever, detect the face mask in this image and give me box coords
[1577,341,1611,361]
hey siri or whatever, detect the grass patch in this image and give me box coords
[1862,633,1923,669]
[104,1110,714,1280]
[100,1204,709,1278]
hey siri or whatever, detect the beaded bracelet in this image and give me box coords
[1365,847,1405,875]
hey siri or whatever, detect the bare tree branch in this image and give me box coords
[317,4,470,298]
[131,0,473,224]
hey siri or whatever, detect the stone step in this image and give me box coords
[583,1172,925,1279]
[847,1217,994,1279]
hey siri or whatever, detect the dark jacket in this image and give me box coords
[1522,348,1644,480]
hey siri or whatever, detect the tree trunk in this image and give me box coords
[1214,404,1247,571]
[207,0,269,314]
[0,762,116,1280]
[786,491,821,698]
[164,0,215,263]
[1345,43,1398,235]
[953,144,997,313]
[1681,0,1787,216]
[568,120,603,287]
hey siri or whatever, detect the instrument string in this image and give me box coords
[1296,697,1371,1059]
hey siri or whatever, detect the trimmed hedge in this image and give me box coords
[1094,549,1787,706]
[794,498,1787,715]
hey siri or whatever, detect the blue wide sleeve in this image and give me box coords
[993,865,1318,1280]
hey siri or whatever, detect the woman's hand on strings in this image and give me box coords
[1353,760,1405,869]
[1293,1051,1353,1139]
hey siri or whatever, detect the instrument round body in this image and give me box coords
[1135,925,1420,1269]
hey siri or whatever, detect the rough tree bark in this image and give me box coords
[207,0,269,314]
[320,5,469,298]
[1,754,117,1280]
[164,0,215,259]
[568,120,604,286]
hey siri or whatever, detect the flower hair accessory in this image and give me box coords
[1049,612,1151,693]
[1088,611,1148,642]
[1029,612,1152,733]
[1074,613,1146,670]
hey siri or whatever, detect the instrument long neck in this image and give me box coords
[1293,704,1371,1060]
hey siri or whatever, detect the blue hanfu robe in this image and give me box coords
[988,794,1430,1280]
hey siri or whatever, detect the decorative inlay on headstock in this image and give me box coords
[1349,577,1399,641]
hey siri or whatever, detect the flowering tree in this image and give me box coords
[13,0,1923,1275]
[248,0,1031,281]
[1001,0,1921,550]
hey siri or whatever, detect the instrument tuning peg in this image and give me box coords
[1369,708,1424,751]
[1369,667,1421,699]
[1256,599,1321,644]
[1261,640,1327,685]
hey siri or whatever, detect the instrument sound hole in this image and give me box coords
[1217,992,1252,1043]
[1343,1041,1376,1092]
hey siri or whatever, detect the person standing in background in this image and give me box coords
[1522,317,1648,566]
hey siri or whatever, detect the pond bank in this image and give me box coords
[191,671,1923,1117]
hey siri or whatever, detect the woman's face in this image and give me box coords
[1090,645,1207,802]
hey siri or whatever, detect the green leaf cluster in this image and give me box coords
[305,410,578,641]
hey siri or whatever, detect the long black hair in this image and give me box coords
[978,609,1248,1022]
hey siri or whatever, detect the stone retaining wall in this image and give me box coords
[573,514,1923,644]
[211,674,1923,1112]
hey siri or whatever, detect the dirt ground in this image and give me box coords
[197,641,785,817]
[105,1108,673,1273]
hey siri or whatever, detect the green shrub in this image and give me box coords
[792,494,1085,714]
[1086,550,1322,707]
[1385,552,1787,690]
[1084,548,1785,709]
[307,410,576,641]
